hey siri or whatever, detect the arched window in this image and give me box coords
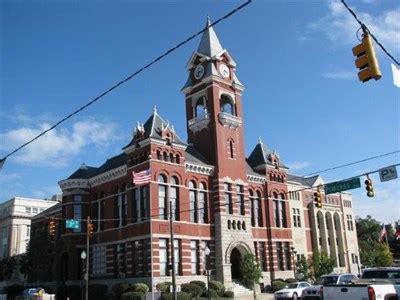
[163,152,168,162]
[170,176,179,221]
[220,95,234,115]
[195,96,207,118]
[249,190,255,227]
[169,153,175,163]
[158,175,168,220]
[273,192,287,228]
[157,150,161,160]
[199,183,208,223]
[189,181,197,223]
[256,191,263,227]
[175,154,180,164]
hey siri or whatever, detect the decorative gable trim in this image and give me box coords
[185,162,214,176]
[89,165,127,187]
[247,174,266,184]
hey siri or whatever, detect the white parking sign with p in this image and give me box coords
[379,165,398,182]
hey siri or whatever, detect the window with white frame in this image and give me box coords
[159,238,168,276]
[191,240,198,275]
[292,208,301,227]
[92,245,106,275]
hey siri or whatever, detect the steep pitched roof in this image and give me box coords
[287,174,322,187]
[68,163,98,179]
[123,109,186,149]
[197,17,224,57]
[247,141,269,168]
[96,153,126,174]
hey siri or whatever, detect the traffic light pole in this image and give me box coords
[169,201,177,300]
[85,216,90,300]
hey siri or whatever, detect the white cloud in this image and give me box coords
[309,1,400,54]
[323,69,355,80]
[287,161,312,172]
[0,119,120,167]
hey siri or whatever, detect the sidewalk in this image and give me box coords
[234,293,274,299]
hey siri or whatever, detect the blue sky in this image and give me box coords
[1,0,399,222]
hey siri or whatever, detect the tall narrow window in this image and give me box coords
[174,239,181,275]
[158,175,168,220]
[229,140,234,158]
[189,181,197,223]
[191,240,198,275]
[256,191,263,227]
[237,185,245,216]
[198,183,208,223]
[220,95,234,115]
[293,208,301,227]
[259,242,266,271]
[276,242,284,271]
[121,185,127,226]
[132,188,139,223]
[99,199,105,231]
[224,183,233,214]
[284,242,291,270]
[170,177,179,221]
[140,185,148,220]
[114,187,120,228]
[159,239,168,276]
[250,190,256,226]
[273,193,287,228]
[73,195,82,233]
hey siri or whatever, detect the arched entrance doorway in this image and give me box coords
[230,247,242,279]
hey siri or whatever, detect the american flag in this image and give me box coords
[379,224,387,242]
[395,228,400,241]
[133,169,151,185]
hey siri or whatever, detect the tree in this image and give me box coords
[240,252,262,298]
[296,256,311,281]
[0,256,17,280]
[20,227,56,282]
[374,243,393,267]
[309,250,335,279]
[356,215,382,267]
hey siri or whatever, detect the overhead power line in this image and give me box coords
[41,163,399,223]
[340,0,400,66]
[302,150,400,177]
[0,0,252,166]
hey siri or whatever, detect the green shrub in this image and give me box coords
[190,281,206,292]
[201,289,218,298]
[132,283,149,294]
[89,283,108,300]
[271,279,287,292]
[121,291,145,300]
[209,280,225,296]
[112,283,130,300]
[156,282,172,293]
[285,278,296,283]
[163,291,191,300]
[181,282,203,298]
[223,291,235,298]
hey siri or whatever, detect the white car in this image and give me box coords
[274,281,312,299]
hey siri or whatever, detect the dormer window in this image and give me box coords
[220,95,234,115]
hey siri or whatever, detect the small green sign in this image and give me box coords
[65,219,80,229]
[324,177,361,194]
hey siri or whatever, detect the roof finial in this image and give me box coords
[259,136,263,144]
[153,105,157,114]
[206,15,211,27]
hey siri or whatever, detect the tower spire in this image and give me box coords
[197,16,223,57]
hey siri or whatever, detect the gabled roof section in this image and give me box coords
[123,108,186,149]
[68,163,98,179]
[96,153,126,174]
[247,141,269,168]
[287,174,324,187]
[197,17,224,58]
[185,144,212,167]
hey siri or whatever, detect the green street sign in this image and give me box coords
[324,177,361,194]
[65,219,80,229]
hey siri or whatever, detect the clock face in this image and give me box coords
[219,63,230,78]
[194,65,205,79]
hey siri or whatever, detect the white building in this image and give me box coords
[0,196,60,259]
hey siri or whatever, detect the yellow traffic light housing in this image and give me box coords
[313,190,322,208]
[48,220,56,237]
[352,32,381,82]
[365,176,374,197]
[87,222,94,238]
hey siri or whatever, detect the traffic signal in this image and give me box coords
[87,222,94,238]
[352,32,381,82]
[48,220,56,237]
[365,177,374,197]
[313,190,322,208]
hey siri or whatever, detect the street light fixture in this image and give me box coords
[204,246,210,300]
[80,251,86,300]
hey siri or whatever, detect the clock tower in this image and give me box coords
[182,18,254,284]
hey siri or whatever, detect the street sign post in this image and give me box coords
[324,177,361,195]
[66,219,80,229]
[379,165,398,182]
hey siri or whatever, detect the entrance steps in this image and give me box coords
[231,281,253,297]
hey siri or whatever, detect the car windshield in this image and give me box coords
[362,270,400,279]
[315,276,338,285]
[287,283,298,289]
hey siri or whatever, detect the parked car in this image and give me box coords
[302,273,357,300]
[16,288,55,300]
[0,288,6,300]
[274,281,312,299]
[323,267,400,300]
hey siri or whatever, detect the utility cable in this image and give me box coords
[0,0,252,165]
[301,150,400,177]
[41,163,399,223]
[340,0,400,65]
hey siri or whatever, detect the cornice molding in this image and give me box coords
[185,162,214,176]
[247,174,266,184]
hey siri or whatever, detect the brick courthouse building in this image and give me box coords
[38,20,360,290]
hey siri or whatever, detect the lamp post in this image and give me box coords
[80,250,86,300]
[290,247,297,279]
[204,246,210,300]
